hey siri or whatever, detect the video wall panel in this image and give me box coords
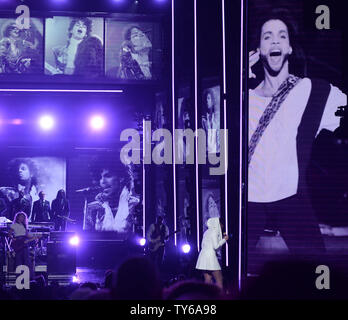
[247,0,348,275]
[0,14,164,83]
[0,18,43,74]
[105,20,162,81]
[0,151,143,239]
[45,16,104,77]
[0,157,66,220]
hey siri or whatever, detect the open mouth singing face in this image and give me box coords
[72,20,87,40]
[99,169,119,198]
[10,26,20,38]
[259,19,292,74]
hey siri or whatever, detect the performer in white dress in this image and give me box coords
[196,217,228,289]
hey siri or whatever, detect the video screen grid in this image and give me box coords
[0,14,163,81]
[0,154,142,238]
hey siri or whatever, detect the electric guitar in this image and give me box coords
[11,234,42,253]
[148,229,180,253]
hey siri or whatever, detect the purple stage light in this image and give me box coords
[139,238,146,246]
[39,115,55,130]
[181,244,191,254]
[12,119,23,125]
[69,235,80,246]
[90,115,105,131]
[51,0,68,3]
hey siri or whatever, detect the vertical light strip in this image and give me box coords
[194,0,200,252]
[172,0,177,246]
[238,0,244,291]
[143,119,146,239]
[222,0,227,95]
[222,0,229,267]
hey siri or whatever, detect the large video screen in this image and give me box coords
[0,157,66,221]
[177,87,193,163]
[0,13,164,83]
[45,16,104,77]
[0,18,43,74]
[105,19,162,81]
[247,0,347,275]
[202,179,221,234]
[202,85,220,154]
[68,153,142,237]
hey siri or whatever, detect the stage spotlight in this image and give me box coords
[39,115,55,130]
[181,244,191,254]
[90,115,105,131]
[72,275,79,283]
[69,235,80,246]
[51,0,68,3]
[139,238,146,246]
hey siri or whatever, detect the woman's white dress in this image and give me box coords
[196,223,226,271]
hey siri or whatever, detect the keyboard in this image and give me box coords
[29,222,55,232]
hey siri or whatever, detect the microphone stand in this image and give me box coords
[82,191,88,230]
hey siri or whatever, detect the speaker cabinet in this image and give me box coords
[47,242,76,275]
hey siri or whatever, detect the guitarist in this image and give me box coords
[146,215,169,269]
[8,211,36,276]
[51,189,70,231]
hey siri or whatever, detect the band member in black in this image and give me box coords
[31,191,51,222]
[146,215,169,269]
[51,189,70,231]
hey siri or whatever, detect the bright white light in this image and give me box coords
[139,238,146,246]
[90,116,105,130]
[39,115,55,130]
[182,244,191,254]
[72,275,79,283]
[69,236,80,246]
